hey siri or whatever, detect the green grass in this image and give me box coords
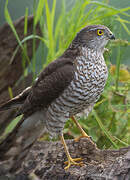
[2,0,130,149]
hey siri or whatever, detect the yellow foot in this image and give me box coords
[71,116,90,142]
[74,134,90,142]
[64,157,84,170]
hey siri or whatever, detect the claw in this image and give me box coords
[60,133,84,170]
[74,134,90,142]
[64,157,84,170]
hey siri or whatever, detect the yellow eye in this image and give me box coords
[97,29,104,36]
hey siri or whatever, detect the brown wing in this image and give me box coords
[19,58,75,116]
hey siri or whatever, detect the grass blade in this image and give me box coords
[93,110,118,149]
[34,0,45,26]
[4,0,30,64]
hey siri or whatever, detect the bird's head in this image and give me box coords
[73,25,115,51]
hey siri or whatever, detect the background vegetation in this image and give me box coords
[1,0,130,149]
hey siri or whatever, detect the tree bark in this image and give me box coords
[0,138,130,180]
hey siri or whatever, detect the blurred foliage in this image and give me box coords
[3,0,130,149]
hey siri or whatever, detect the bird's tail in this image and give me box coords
[0,86,31,112]
[0,111,45,173]
[0,86,46,172]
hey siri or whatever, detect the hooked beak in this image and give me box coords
[109,34,115,40]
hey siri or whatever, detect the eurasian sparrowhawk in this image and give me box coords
[0,25,115,172]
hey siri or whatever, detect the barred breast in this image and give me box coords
[45,47,108,136]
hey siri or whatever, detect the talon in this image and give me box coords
[64,157,84,170]
[64,157,82,165]
[74,134,90,142]
[60,134,84,170]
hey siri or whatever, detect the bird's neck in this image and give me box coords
[74,46,108,81]
[79,46,104,63]
[63,43,104,64]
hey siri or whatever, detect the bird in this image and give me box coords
[0,25,115,172]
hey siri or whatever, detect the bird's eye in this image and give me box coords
[97,29,104,36]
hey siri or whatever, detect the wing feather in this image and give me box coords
[19,58,75,116]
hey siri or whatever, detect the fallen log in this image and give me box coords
[0,138,129,180]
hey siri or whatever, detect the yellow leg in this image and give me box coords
[71,116,90,142]
[60,133,83,170]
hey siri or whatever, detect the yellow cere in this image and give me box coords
[97,29,104,36]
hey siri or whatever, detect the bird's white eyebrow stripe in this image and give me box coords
[86,28,104,32]
[79,28,105,34]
